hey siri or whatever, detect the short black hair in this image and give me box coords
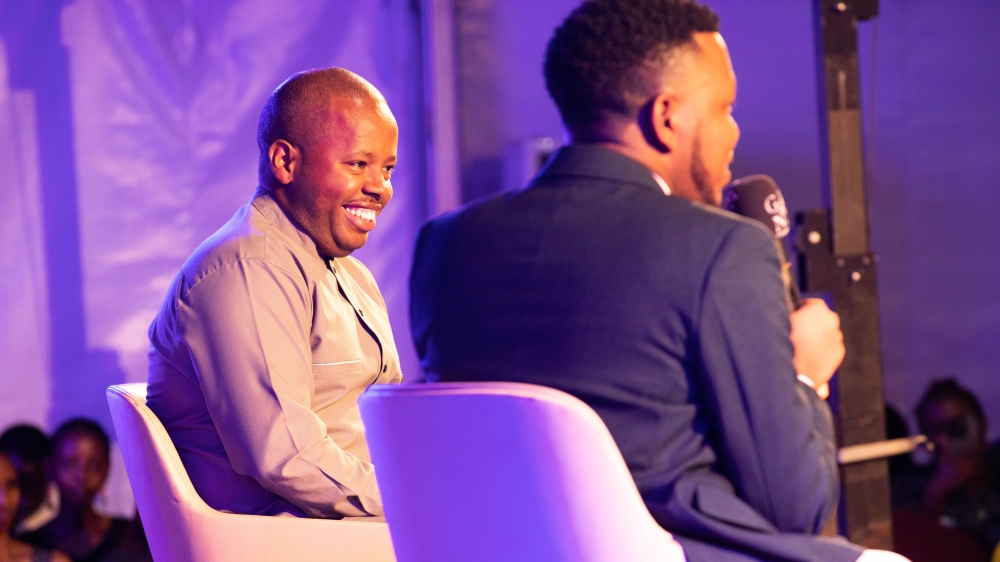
[915,378,986,433]
[0,424,49,463]
[544,0,720,126]
[51,418,110,463]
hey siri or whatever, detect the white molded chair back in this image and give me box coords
[359,382,685,562]
[106,383,395,562]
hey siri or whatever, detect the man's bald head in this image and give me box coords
[256,68,398,258]
[257,68,387,178]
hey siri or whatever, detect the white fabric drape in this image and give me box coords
[0,43,51,430]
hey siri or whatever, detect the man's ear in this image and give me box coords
[268,140,298,185]
[642,92,680,154]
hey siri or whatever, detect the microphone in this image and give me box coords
[721,174,802,311]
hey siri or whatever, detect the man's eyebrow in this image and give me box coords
[343,151,396,163]
[345,151,375,160]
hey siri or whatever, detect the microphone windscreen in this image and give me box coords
[721,174,791,240]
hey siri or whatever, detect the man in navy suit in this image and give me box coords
[409,1,908,560]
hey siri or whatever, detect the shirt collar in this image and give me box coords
[250,186,328,267]
[651,172,672,196]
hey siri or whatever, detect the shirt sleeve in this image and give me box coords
[175,258,381,518]
[694,222,839,534]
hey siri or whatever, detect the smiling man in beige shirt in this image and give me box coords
[146,68,402,518]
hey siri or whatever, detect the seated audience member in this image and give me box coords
[0,425,58,533]
[0,452,70,562]
[20,420,148,562]
[915,379,1000,553]
[146,67,403,518]
[887,405,989,562]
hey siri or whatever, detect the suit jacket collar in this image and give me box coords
[535,143,664,195]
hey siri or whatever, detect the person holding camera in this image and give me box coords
[915,379,1000,553]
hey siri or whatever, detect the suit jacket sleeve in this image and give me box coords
[694,221,838,534]
[176,258,381,518]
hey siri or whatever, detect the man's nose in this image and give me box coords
[363,170,392,201]
[69,466,86,483]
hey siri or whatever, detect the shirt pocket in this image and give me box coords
[311,360,366,412]
[311,360,364,376]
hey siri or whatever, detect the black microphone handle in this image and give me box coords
[774,240,803,312]
[788,279,803,310]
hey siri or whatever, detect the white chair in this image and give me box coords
[106,383,395,562]
[359,382,686,562]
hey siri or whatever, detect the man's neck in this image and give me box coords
[568,121,674,186]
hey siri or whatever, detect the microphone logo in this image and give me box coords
[764,192,790,239]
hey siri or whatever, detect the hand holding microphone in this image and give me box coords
[790,299,843,398]
[722,175,842,398]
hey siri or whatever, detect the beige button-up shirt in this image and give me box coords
[146,187,402,518]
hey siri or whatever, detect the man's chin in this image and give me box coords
[325,235,369,258]
[709,186,727,207]
[694,183,724,207]
[702,175,731,207]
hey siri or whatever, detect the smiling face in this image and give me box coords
[666,33,740,205]
[270,95,398,258]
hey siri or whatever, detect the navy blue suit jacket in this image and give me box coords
[409,144,863,561]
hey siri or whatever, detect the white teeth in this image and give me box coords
[346,207,376,222]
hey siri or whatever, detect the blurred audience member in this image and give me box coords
[915,379,1000,553]
[0,425,59,533]
[887,403,989,562]
[1,452,70,561]
[20,420,148,562]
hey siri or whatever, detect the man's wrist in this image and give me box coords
[797,374,830,400]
